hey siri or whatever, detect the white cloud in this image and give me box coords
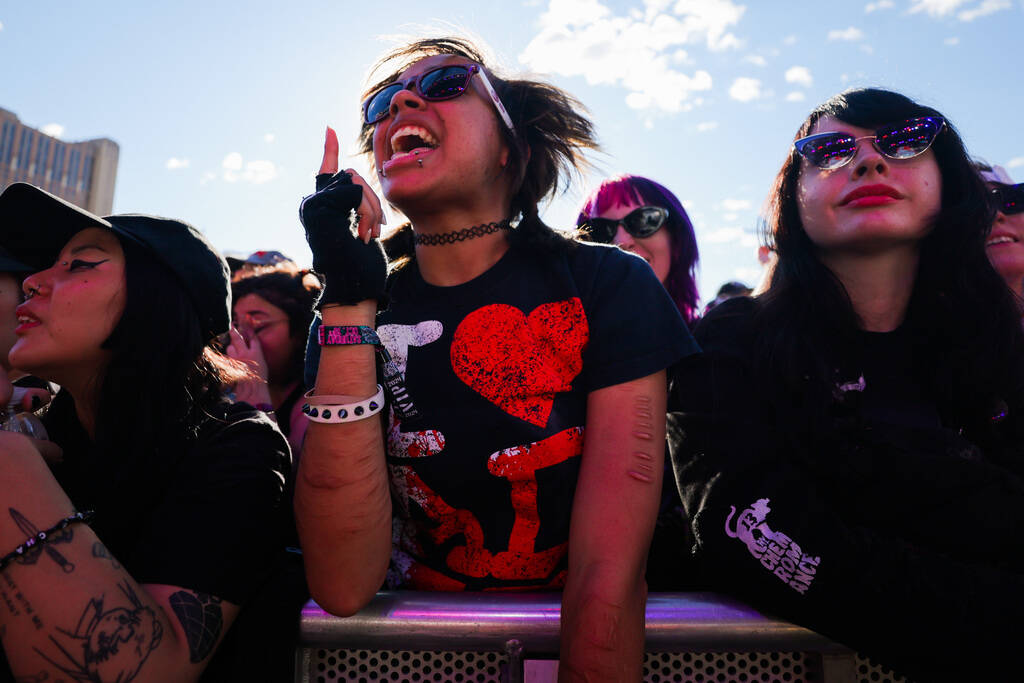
[221,152,278,184]
[721,198,752,212]
[744,54,767,66]
[733,266,763,283]
[865,0,894,11]
[264,133,275,143]
[41,123,64,138]
[1007,157,1024,169]
[782,34,797,45]
[958,0,1011,21]
[518,0,744,113]
[860,43,875,54]
[828,26,864,41]
[0,21,4,31]
[908,0,966,16]
[696,121,719,132]
[784,65,812,87]
[728,77,761,102]
[944,36,960,44]
[785,91,806,102]
[165,157,190,170]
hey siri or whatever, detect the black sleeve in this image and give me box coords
[669,299,1024,683]
[127,406,290,605]
[576,246,699,392]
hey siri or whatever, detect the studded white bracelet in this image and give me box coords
[302,384,385,423]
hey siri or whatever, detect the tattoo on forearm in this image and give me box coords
[1,571,43,630]
[91,542,121,570]
[628,395,657,483]
[169,590,223,663]
[7,508,76,573]
[33,581,162,682]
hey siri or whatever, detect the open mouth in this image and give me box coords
[389,125,439,162]
[987,234,1018,247]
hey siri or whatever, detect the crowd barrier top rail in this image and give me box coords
[299,591,850,654]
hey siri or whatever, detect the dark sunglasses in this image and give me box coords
[991,183,1024,216]
[578,206,669,243]
[362,63,515,132]
[793,116,946,170]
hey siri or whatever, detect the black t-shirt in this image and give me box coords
[1,396,297,682]
[309,241,697,591]
[668,296,1024,682]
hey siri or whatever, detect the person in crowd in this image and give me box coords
[669,88,1024,682]
[227,261,322,456]
[704,281,753,314]
[295,36,696,680]
[0,183,295,682]
[0,248,51,417]
[226,249,295,278]
[574,175,702,591]
[977,162,1024,301]
[576,175,700,325]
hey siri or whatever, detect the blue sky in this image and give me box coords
[3,0,1021,301]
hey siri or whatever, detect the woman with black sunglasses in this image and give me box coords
[978,162,1024,302]
[669,88,1024,681]
[295,37,696,680]
[576,175,700,325]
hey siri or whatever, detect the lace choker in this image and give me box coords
[413,219,512,246]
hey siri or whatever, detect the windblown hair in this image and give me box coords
[46,238,251,546]
[231,263,323,379]
[577,174,700,323]
[361,36,600,262]
[755,87,1024,439]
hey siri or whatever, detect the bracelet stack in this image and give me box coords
[0,510,94,572]
[302,384,385,423]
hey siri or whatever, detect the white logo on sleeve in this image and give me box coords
[724,498,821,594]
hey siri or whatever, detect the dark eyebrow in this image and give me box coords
[68,243,111,256]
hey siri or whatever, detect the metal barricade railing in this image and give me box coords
[295,592,909,683]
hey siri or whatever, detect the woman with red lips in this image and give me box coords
[0,184,297,682]
[669,89,1024,681]
[295,37,696,681]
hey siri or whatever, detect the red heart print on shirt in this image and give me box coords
[451,298,589,426]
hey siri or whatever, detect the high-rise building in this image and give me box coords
[0,107,119,215]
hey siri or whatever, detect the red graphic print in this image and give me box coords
[391,426,584,588]
[450,299,589,427]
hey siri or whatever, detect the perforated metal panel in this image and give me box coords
[306,649,506,682]
[644,651,819,682]
[853,654,910,683]
[303,649,826,682]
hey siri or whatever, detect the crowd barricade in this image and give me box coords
[295,591,909,682]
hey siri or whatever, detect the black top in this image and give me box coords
[668,296,1024,683]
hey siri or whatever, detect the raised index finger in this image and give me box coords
[318,126,340,175]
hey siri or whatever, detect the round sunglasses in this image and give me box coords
[793,116,946,170]
[578,206,669,244]
[990,183,1024,216]
[361,63,515,132]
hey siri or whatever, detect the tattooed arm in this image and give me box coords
[0,432,239,682]
[559,370,666,683]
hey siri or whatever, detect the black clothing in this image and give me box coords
[377,242,696,590]
[669,297,1024,682]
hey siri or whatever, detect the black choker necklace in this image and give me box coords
[414,219,512,246]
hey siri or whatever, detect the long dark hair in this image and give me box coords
[46,238,248,541]
[756,87,1024,436]
[363,36,600,263]
[231,264,322,380]
[576,174,700,323]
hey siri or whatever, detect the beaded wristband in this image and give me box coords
[302,385,385,423]
[318,325,380,346]
[0,510,95,573]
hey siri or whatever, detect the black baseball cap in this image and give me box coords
[0,247,33,275]
[0,182,231,338]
